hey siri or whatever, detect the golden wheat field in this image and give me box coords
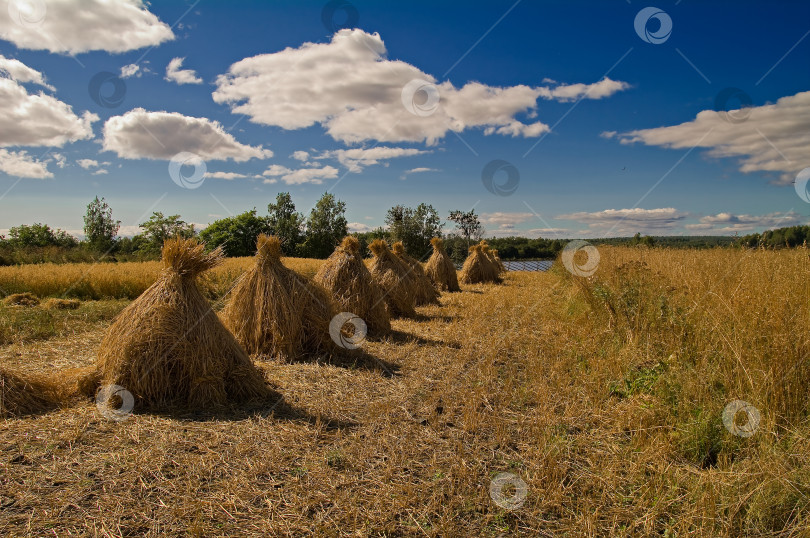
[0,247,808,536]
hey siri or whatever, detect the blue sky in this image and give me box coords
[0,0,808,238]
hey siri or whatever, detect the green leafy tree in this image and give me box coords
[448,209,483,248]
[8,223,77,248]
[83,196,120,252]
[139,212,196,251]
[301,193,348,258]
[385,203,443,259]
[267,192,304,255]
[198,210,271,257]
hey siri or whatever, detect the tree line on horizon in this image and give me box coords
[0,194,801,266]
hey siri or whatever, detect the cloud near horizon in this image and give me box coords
[213,29,630,145]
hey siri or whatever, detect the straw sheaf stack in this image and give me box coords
[459,243,502,284]
[314,236,391,336]
[367,239,418,318]
[222,234,337,361]
[391,241,440,306]
[424,237,460,292]
[95,237,273,409]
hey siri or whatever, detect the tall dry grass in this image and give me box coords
[0,257,324,300]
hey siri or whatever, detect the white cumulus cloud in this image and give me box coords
[316,146,429,172]
[262,164,338,185]
[0,0,174,54]
[0,54,53,89]
[0,148,52,178]
[608,90,810,183]
[685,211,804,233]
[213,29,629,145]
[0,61,97,148]
[557,207,688,236]
[102,108,273,161]
[165,57,202,85]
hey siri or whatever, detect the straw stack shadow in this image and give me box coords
[424,237,460,292]
[391,241,441,306]
[314,236,391,337]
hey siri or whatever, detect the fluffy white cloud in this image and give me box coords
[102,108,273,161]
[77,158,99,169]
[92,168,108,175]
[291,150,310,161]
[165,57,202,85]
[0,148,52,178]
[281,166,339,185]
[608,91,810,183]
[317,146,429,172]
[685,211,804,233]
[0,54,53,89]
[0,0,174,54]
[481,212,536,229]
[262,164,291,176]
[120,63,140,78]
[213,30,629,145]
[557,207,688,236]
[0,76,97,147]
[347,222,373,233]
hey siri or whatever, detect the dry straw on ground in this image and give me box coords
[459,243,502,284]
[41,298,81,310]
[0,366,61,417]
[95,237,273,409]
[391,241,440,306]
[367,239,417,318]
[425,237,460,292]
[2,292,39,307]
[222,235,336,361]
[314,236,390,336]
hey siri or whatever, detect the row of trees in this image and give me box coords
[738,225,810,248]
[0,193,489,264]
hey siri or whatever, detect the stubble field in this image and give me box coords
[0,247,808,536]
